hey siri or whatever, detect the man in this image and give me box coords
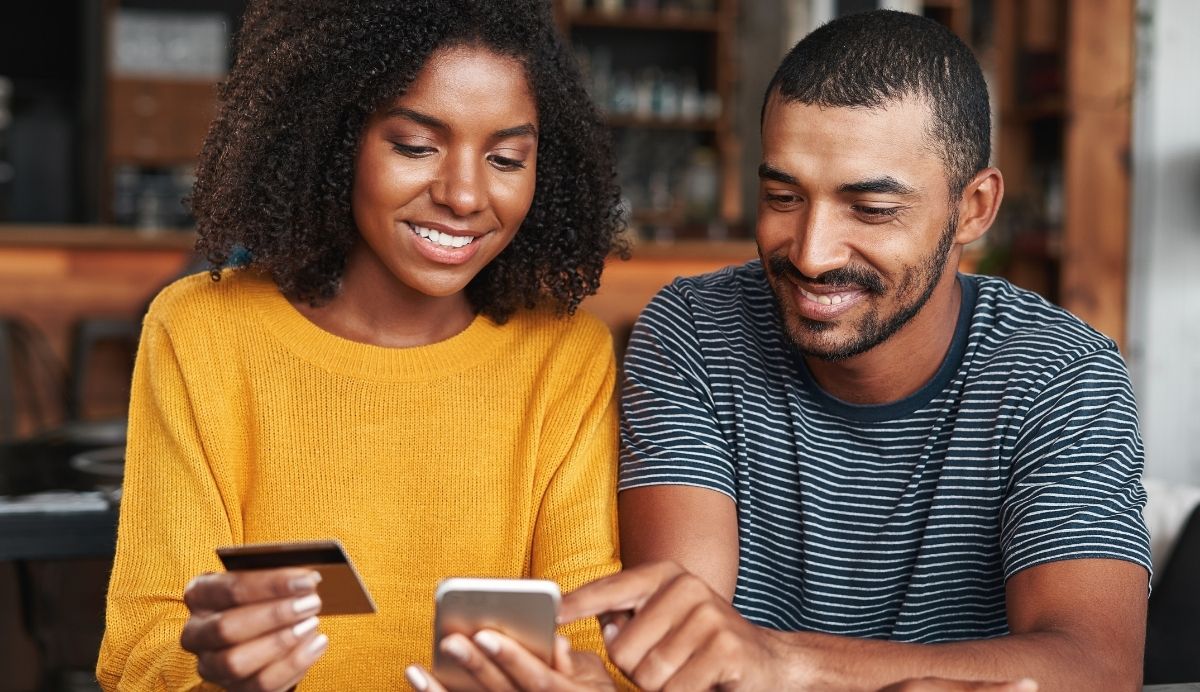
[560,9,1150,692]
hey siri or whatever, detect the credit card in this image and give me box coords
[216,539,377,615]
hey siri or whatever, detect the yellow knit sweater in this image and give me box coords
[97,270,621,691]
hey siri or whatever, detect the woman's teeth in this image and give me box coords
[410,224,474,249]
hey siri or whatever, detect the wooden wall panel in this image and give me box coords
[1062,0,1134,347]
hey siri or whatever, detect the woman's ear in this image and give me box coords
[954,167,1004,246]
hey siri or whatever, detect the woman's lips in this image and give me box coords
[405,221,485,265]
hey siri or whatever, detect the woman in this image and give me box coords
[96,1,626,689]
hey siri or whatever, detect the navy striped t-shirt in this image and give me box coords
[619,260,1151,643]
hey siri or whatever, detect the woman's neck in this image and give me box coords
[291,244,476,348]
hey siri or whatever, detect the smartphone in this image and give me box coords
[216,539,377,616]
[432,577,561,690]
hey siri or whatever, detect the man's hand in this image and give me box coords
[180,568,328,692]
[405,631,615,691]
[560,561,791,691]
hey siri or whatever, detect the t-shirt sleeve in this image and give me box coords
[999,346,1153,580]
[618,283,736,499]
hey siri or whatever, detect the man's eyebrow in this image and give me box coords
[384,107,537,140]
[837,176,917,196]
[758,163,799,186]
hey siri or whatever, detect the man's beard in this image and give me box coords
[764,217,956,362]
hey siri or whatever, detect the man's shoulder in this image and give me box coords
[647,260,773,322]
[969,274,1119,356]
[668,258,767,295]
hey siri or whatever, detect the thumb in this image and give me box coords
[553,635,575,676]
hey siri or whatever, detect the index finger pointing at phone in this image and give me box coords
[184,568,322,613]
[558,561,686,623]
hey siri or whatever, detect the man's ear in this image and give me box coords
[954,167,1004,246]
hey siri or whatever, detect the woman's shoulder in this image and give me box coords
[504,306,614,353]
[144,268,274,331]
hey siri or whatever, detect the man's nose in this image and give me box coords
[789,203,851,279]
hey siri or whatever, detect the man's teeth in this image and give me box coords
[411,224,474,249]
[800,287,846,305]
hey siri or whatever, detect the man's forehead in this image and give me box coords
[761,95,944,184]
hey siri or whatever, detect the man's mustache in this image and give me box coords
[765,252,886,295]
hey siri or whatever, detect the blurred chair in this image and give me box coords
[1,318,14,441]
[0,316,64,441]
[1143,478,1200,684]
[64,317,140,422]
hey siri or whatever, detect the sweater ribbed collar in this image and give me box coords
[239,272,506,382]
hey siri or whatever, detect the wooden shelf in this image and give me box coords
[0,224,198,251]
[625,238,755,261]
[564,10,720,32]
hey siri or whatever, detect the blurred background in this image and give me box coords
[0,0,1197,689]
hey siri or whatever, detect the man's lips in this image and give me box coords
[795,285,863,306]
[783,276,869,318]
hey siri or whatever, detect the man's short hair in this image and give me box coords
[763,10,990,197]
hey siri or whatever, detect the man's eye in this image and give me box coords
[853,205,902,219]
[764,193,800,206]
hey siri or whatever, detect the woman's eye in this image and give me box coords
[488,154,527,171]
[392,143,436,158]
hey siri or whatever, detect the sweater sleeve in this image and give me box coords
[96,316,229,691]
[528,321,622,661]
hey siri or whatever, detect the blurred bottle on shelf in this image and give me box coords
[679,69,701,120]
[683,146,718,223]
[111,9,228,79]
[597,0,624,16]
[112,164,196,231]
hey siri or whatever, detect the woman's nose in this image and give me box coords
[430,152,487,217]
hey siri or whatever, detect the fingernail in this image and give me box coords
[473,630,501,655]
[306,633,329,658]
[405,665,429,691]
[289,573,321,593]
[292,593,321,614]
[292,616,318,638]
[1014,679,1038,692]
[602,622,619,644]
[442,636,469,662]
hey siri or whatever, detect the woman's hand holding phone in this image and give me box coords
[179,568,329,691]
[405,632,614,692]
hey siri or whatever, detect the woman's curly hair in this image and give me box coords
[189,0,627,322]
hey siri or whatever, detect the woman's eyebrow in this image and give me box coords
[385,106,445,130]
[384,107,536,141]
[493,123,538,140]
